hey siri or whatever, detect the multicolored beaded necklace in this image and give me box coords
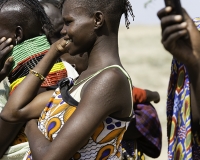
[8,35,67,94]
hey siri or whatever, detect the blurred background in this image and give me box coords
[119,0,200,159]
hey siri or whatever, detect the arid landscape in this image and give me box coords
[119,25,172,160]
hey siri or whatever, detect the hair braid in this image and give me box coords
[123,0,134,29]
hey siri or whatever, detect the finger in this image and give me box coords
[0,37,6,44]
[162,22,187,42]
[0,44,13,62]
[0,38,13,51]
[157,7,172,20]
[56,38,71,53]
[0,56,13,81]
[161,15,183,31]
[163,29,188,51]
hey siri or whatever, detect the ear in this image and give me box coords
[94,11,104,29]
[41,24,48,36]
[15,26,23,44]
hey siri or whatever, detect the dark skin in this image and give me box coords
[0,37,13,82]
[41,2,160,148]
[42,2,89,74]
[157,7,200,135]
[0,6,53,157]
[2,1,133,159]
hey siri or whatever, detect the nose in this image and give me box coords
[60,25,67,36]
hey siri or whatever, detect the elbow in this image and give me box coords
[1,109,23,123]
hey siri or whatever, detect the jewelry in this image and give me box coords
[29,69,46,81]
[15,39,18,45]
[74,74,95,86]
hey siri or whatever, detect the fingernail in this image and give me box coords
[166,6,172,12]
[0,37,6,41]
[6,38,12,43]
[8,56,13,62]
[181,22,187,27]
[175,15,182,21]
[10,45,13,48]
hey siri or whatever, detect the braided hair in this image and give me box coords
[0,0,53,34]
[123,0,134,29]
[61,0,134,29]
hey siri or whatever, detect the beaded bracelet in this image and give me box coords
[29,69,46,81]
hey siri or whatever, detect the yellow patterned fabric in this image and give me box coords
[24,65,133,160]
[23,88,130,160]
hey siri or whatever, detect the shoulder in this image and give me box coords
[81,66,132,114]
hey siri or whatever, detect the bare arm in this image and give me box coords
[0,119,24,158]
[0,38,68,122]
[25,68,132,160]
[1,90,54,122]
[157,7,200,133]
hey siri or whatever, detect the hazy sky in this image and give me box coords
[120,0,200,25]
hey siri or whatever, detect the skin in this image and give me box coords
[157,7,200,135]
[0,37,13,82]
[1,1,133,159]
[42,2,89,74]
[0,3,53,157]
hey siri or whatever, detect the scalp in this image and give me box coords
[62,0,134,28]
[0,0,53,39]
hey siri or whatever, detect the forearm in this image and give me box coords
[25,120,51,160]
[0,118,24,157]
[2,48,60,119]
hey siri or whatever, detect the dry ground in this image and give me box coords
[119,25,172,160]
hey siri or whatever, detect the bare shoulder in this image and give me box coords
[81,66,132,118]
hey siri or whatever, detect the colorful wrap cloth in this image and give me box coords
[193,17,200,31]
[8,35,67,94]
[121,103,162,160]
[121,88,162,159]
[167,18,200,160]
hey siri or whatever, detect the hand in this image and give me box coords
[0,37,14,82]
[145,90,160,103]
[51,37,72,56]
[157,7,200,70]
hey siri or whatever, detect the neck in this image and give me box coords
[87,33,121,72]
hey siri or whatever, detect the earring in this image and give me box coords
[15,39,18,45]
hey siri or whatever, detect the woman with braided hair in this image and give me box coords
[1,0,138,159]
[0,0,78,159]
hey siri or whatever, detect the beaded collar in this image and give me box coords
[11,35,50,70]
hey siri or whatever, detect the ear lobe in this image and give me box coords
[15,26,23,44]
[94,11,104,29]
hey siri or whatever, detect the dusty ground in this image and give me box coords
[119,25,172,160]
[0,25,170,159]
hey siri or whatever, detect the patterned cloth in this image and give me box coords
[8,35,67,94]
[24,65,133,160]
[167,18,200,160]
[121,103,162,159]
[167,59,200,160]
[0,80,10,112]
